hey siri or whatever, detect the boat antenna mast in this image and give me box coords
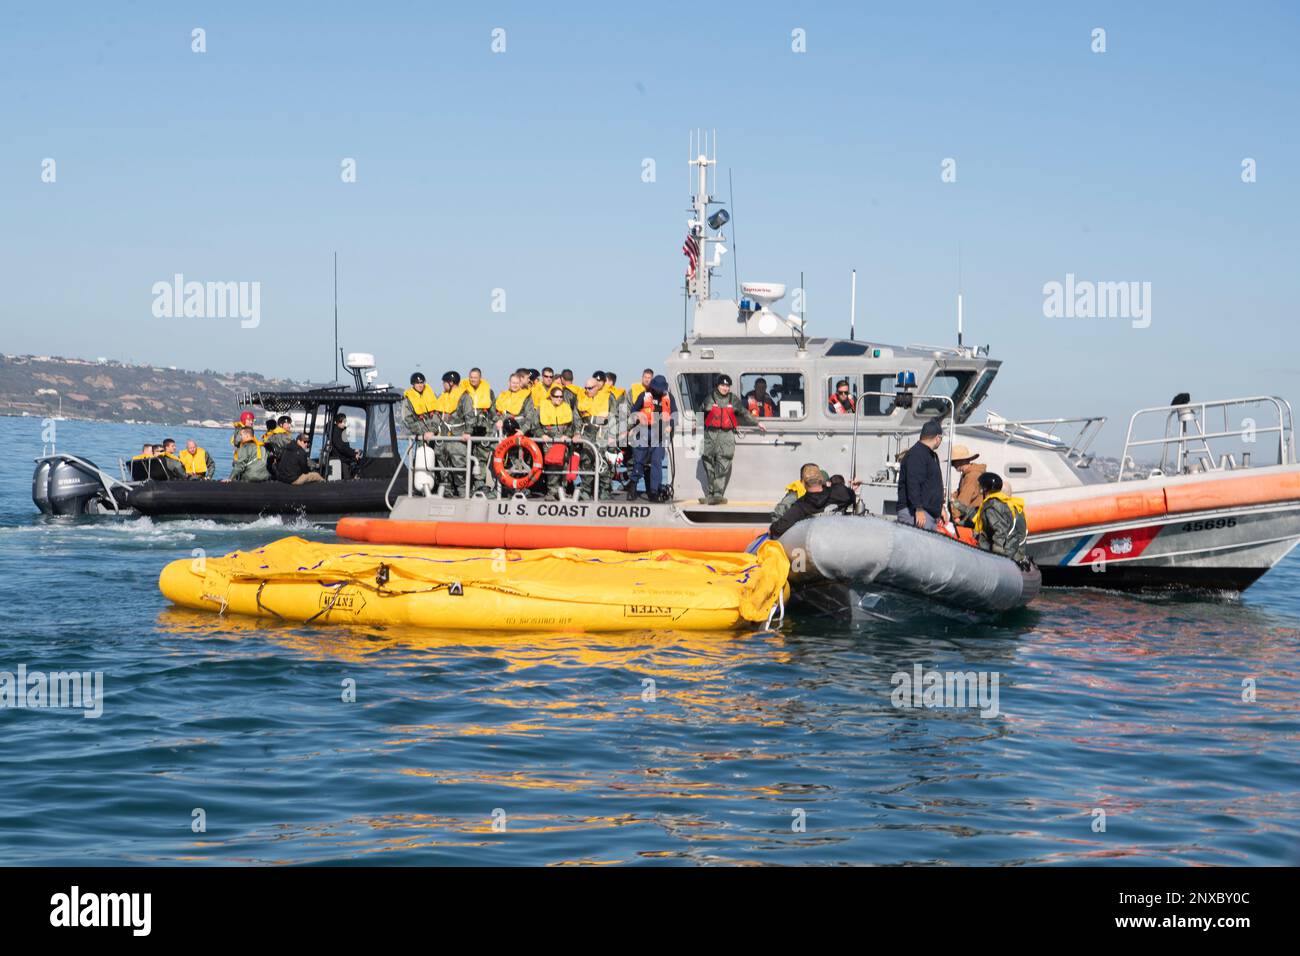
[333,251,340,383]
[687,130,729,315]
[795,271,808,354]
[849,269,857,341]
[956,243,963,351]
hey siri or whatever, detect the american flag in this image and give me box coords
[682,231,700,278]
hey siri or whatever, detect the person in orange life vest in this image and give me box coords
[744,377,778,418]
[627,374,673,501]
[828,379,856,414]
[698,374,765,505]
[621,368,656,490]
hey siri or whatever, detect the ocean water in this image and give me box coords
[2,416,1298,865]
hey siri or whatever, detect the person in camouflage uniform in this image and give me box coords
[400,372,439,442]
[576,376,618,500]
[967,471,1029,565]
[224,427,270,482]
[697,374,765,505]
[527,384,579,499]
[460,367,496,495]
[433,371,475,496]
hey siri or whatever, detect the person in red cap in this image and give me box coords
[230,410,256,461]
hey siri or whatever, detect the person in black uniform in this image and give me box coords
[897,419,945,530]
[277,433,325,485]
[330,412,362,477]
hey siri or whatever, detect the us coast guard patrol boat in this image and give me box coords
[371,144,1300,593]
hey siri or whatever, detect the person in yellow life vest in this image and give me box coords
[130,443,162,480]
[230,410,256,459]
[461,367,494,412]
[223,428,270,482]
[461,367,496,494]
[262,416,294,472]
[494,373,533,436]
[963,471,1028,565]
[434,370,477,496]
[626,368,654,406]
[401,372,439,442]
[605,371,625,401]
[179,439,215,479]
[771,463,832,521]
[577,376,617,500]
[528,385,579,499]
[560,369,583,409]
[698,374,765,505]
[531,367,556,408]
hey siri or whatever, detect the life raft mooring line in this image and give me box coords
[254,580,285,621]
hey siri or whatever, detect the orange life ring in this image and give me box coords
[492,434,544,490]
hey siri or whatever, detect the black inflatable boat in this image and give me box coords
[32,353,406,519]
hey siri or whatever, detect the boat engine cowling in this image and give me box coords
[33,455,112,516]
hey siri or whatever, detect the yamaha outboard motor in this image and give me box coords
[33,455,115,516]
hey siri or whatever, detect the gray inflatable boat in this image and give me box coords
[775,514,1040,623]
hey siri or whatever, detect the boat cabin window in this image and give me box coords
[739,373,804,419]
[676,374,722,415]
[365,404,395,458]
[917,370,976,420]
[859,373,897,417]
[676,373,807,420]
[824,374,897,416]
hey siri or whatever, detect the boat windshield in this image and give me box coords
[365,404,395,458]
[917,370,976,421]
[957,368,998,421]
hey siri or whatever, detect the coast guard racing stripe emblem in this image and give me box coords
[1060,525,1162,566]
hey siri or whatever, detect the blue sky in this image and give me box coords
[2,1,1297,451]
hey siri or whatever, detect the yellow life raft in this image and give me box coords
[158,536,789,631]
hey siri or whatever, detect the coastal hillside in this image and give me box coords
[0,353,312,426]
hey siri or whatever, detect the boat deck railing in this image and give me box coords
[956,415,1107,461]
[386,434,634,510]
[1119,395,1295,480]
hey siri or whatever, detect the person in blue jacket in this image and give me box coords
[897,420,946,530]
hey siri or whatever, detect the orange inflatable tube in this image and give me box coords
[1026,471,1300,534]
[340,470,1300,548]
[336,517,765,553]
